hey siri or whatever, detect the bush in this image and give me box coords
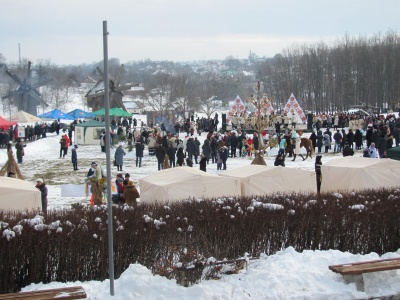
[1,188,400,293]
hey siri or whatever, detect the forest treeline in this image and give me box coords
[0,31,399,114]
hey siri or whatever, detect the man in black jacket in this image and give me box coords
[155,144,166,171]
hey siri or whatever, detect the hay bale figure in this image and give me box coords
[251,151,267,165]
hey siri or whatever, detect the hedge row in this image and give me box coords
[1,188,400,293]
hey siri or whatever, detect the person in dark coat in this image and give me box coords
[210,136,218,163]
[15,140,25,163]
[114,144,126,171]
[274,153,285,167]
[333,130,342,153]
[354,129,363,150]
[199,155,207,172]
[167,144,176,167]
[230,132,238,157]
[59,135,67,158]
[135,141,144,167]
[202,139,211,164]
[378,134,387,158]
[252,133,259,151]
[194,137,201,164]
[365,126,373,147]
[71,144,78,171]
[315,155,322,195]
[342,144,354,157]
[186,157,193,167]
[186,138,197,164]
[219,146,229,170]
[155,144,166,170]
[36,178,48,214]
[177,147,185,166]
[309,131,317,152]
[346,129,354,149]
[316,130,323,154]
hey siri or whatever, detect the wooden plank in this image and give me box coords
[0,286,86,300]
[329,258,400,275]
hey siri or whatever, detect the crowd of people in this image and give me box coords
[4,110,400,212]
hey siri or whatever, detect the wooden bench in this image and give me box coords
[0,286,87,300]
[329,257,400,292]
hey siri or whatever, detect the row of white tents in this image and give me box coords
[139,157,400,203]
[1,157,400,211]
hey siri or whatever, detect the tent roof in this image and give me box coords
[67,109,95,119]
[323,156,397,168]
[10,110,42,123]
[141,166,219,186]
[220,165,317,196]
[38,109,74,120]
[221,164,315,178]
[0,177,41,211]
[321,157,400,193]
[75,120,106,127]
[0,116,17,129]
[139,166,241,202]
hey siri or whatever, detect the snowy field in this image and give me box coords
[2,126,400,299]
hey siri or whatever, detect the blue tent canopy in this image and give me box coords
[38,109,74,120]
[67,109,95,119]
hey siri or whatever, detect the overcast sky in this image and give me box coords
[1,0,398,66]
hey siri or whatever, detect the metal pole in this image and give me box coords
[103,20,115,296]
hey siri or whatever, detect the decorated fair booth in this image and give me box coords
[255,95,275,116]
[283,94,307,124]
[227,96,246,127]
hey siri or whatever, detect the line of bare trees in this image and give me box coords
[255,31,400,113]
[1,31,399,115]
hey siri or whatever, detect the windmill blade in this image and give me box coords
[30,87,42,97]
[2,89,23,100]
[96,66,104,78]
[27,90,48,107]
[5,69,24,86]
[114,64,124,89]
[26,61,32,85]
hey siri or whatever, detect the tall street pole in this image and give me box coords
[103,20,115,296]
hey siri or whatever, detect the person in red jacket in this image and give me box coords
[63,133,70,157]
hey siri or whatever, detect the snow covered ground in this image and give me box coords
[2,126,400,299]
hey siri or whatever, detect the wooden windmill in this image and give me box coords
[2,61,52,116]
[86,64,138,112]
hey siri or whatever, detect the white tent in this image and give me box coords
[220,165,317,196]
[10,110,42,123]
[75,120,106,145]
[0,177,41,211]
[139,167,241,203]
[321,157,400,193]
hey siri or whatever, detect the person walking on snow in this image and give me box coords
[71,144,79,170]
[114,144,126,171]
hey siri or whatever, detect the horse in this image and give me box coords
[284,136,314,160]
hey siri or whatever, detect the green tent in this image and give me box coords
[386,146,400,161]
[92,107,132,117]
[92,108,105,116]
[75,120,106,145]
